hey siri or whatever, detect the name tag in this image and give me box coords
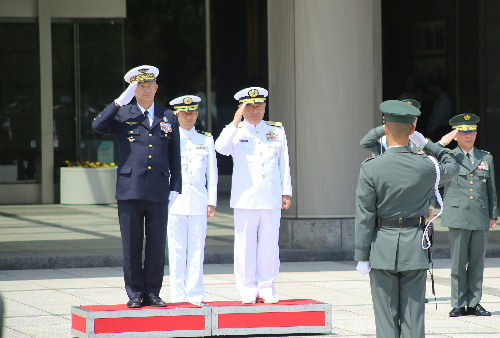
[239,139,248,143]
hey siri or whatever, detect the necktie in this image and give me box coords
[466,153,473,169]
[144,111,150,126]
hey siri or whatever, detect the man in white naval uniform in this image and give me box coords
[167,95,218,303]
[215,87,292,304]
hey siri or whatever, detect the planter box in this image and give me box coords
[60,167,117,204]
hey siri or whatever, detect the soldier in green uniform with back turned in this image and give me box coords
[436,113,498,317]
[355,100,459,338]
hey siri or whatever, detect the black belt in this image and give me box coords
[377,217,425,228]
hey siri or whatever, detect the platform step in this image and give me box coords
[71,299,332,337]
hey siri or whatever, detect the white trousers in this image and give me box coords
[167,214,207,302]
[233,208,281,299]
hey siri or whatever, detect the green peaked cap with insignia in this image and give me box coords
[449,113,479,131]
[380,99,421,123]
[400,98,421,109]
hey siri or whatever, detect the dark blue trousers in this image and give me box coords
[118,199,168,299]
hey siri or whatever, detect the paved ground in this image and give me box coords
[2,259,500,337]
[1,198,500,336]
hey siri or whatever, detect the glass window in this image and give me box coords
[0,21,41,183]
[51,19,124,179]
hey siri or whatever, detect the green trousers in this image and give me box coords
[370,268,426,338]
[448,228,488,307]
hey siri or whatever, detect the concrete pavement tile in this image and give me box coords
[0,280,48,291]
[63,287,125,305]
[2,327,33,338]
[2,300,49,317]
[3,289,89,316]
[202,263,233,273]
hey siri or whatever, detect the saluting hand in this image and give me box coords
[439,129,458,146]
[232,103,246,127]
[282,195,292,210]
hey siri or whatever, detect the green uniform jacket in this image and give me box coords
[354,141,459,271]
[360,125,421,155]
[441,146,497,229]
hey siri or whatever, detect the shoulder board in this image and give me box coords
[478,149,491,155]
[266,121,283,127]
[363,156,375,163]
[197,130,212,137]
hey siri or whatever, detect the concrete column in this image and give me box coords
[268,0,382,259]
[38,0,55,203]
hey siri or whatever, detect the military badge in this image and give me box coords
[249,88,259,97]
[126,121,138,125]
[160,121,172,134]
[266,130,278,141]
[163,117,168,122]
[478,161,489,170]
[196,145,207,150]
[127,136,135,142]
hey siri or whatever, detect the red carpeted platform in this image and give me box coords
[71,299,331,337]
[207,299,331,336]
[71,302,210,337]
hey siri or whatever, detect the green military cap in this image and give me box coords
[400,98,421,109]
[449,113,479,131]
[380,100,421,123]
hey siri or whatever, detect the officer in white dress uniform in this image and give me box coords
[167,95,218,303]
[215,87,292,304]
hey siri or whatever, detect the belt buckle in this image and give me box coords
[399,218,403,228]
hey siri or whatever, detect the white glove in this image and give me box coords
[409,130,428,147]
[115,82,137,106]
[356,261,371,275]
[168,191,179,210]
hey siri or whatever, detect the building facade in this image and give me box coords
[1,0,498,257]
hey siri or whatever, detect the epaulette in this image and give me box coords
[197,130,212,137]
[266,121,283,127]
[363,156,375,163]
[478,149,491,155]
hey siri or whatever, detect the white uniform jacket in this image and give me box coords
[169,127,218,215]
[215,119,292,209]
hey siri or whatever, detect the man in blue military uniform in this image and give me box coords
[92,65,182,308]
[355,100,459,337]
[436,114,498,317]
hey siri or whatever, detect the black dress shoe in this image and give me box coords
[466,304,491,316]
[449,307,466,317]
[127,297,143,308]
[143,294,167,307]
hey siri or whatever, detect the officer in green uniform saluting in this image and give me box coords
[355,100,459,338]
[436,113,498,317]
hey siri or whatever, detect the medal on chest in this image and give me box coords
[160,117,172,134]
[478,161,489,170]
[266,130,278,141]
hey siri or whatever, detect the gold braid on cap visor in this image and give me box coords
[239,98,266,104]
[174,104,199,112]
[129,73,156,83]
[453,124,477,131]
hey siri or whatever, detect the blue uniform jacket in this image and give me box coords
[92,102,182,203]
